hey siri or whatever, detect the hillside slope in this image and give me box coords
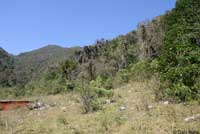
[14,45,81,84]
[0,47,15,87]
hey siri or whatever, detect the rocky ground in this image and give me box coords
[0,81,200,134]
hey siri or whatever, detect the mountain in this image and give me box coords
[1,1,200,133]
[74,31,137,80]
[0,47,15,86]
[14,45,81,84]
[0,14,177,88]
[1,0,199,102]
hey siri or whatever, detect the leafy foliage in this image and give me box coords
[130,60,156,81]
[79,81,102,113]
[0,47,15,87]
[158,0,200,101]
[1,0,200,103]
[60,60,77,80]
[90,76,113,97]
[75,31,138,80]
[14,45,80,85]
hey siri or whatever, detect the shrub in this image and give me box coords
[166,83,193,102]
[79,84,102,113]
[113,69,130,88]
[130,60,157,81]
[89,76,113,98]
[94,87,113,98]
[99,111,126,132]
[157,0,200,101]
[57,116,68,125]
[103,78,113,90]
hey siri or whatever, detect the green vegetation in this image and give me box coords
[1,82,200,134]
[60,60,77,80]
[0,0,199,108]
[79,83,102,113]
[1,1,200,103]
[1,0,200,133]
[0,47,15,87]
[157,0,200,102]
[14,45,81,85]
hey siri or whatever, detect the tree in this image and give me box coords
[79,76,101,113]
[0,48,16,87]
[60,60,77,80]
[158,0,200,101]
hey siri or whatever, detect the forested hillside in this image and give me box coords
[0,0,200,103]
[14,45,81,85]
[1,0,200,133]
[0,47,15,87]
[157,0,200,102]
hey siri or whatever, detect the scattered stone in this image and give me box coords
[49,102,57,107]
[105,99,111,104]
[184,114,200,122]
[160,101,169,105]
[105,99,116,104]
[120,106,126,111]
[148,105,153,109]
[29,102,47,110]
[61,107,67,112]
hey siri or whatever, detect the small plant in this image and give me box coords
[80,86,102,113]
[79,77,102,113]
[89,76,114,98]
[57,116,68,125]
[99,111,126,132]
[130,60,156,81]
[94,87,113,98]
[113,69,130,88]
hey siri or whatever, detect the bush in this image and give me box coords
[103,78,113,90]
[0,86,24,99]
[99,111,126,132]
[94,87,113,98]
[79,84,102,113]
[113,69,130,88]
[130,60,157,81]
[166,83,193,102]
[157,0,200,101]
[24,77,69,96]
[89,76,113,98]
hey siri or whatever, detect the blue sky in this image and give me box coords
[0,0,176,55]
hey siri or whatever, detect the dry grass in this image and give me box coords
[0,81,200,134]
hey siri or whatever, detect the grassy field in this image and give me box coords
[0,81,200,134]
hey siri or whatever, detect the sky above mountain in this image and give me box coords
[0,0,176,55]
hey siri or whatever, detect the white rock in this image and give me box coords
[163,101,169,105]
[61,107,67,112]
[120,106,126,111]
[184,116,195,122]
[184,114,200,122]
[105,99,111,104]
[29,102,47,110]
[148,105,153,109]
[39,107,46,110]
